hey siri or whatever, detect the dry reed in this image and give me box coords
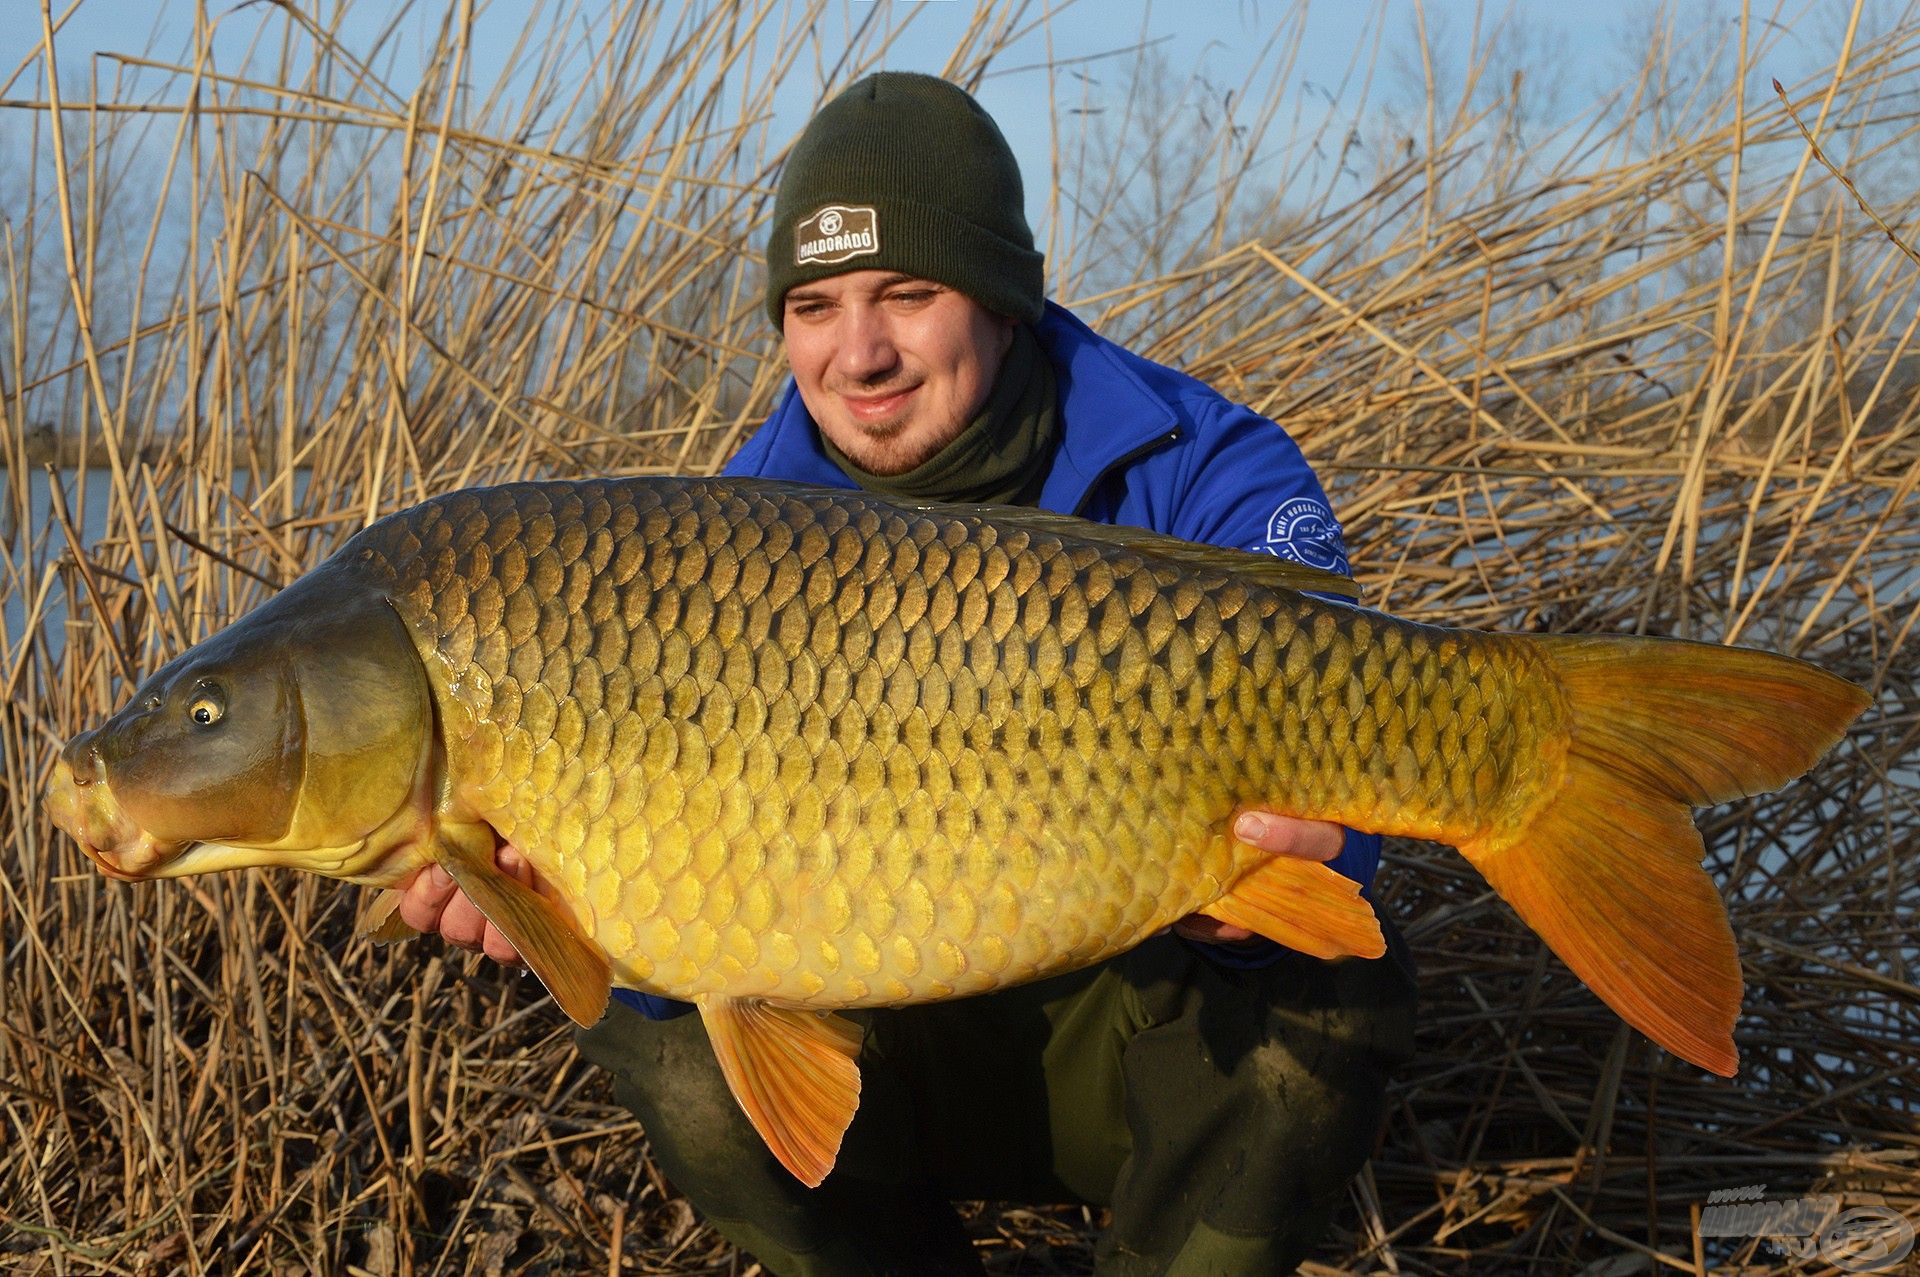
[1,1,1915,1273]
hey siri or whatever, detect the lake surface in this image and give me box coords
[2,468,113,654]
[2,468,314,656]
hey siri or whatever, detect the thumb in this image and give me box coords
[1234,811,1344,861]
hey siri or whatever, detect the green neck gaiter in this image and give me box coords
[821,325,1058,506]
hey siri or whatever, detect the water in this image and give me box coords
[2,468,315,661]
[2,468,115,657]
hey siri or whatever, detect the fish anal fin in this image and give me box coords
[357,887,414,943]
[1201,854,1385,960]
[699,998,864,1188]
[438,834,610,1028]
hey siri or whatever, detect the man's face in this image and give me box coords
[782,270,1016,475]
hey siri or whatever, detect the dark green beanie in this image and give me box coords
[765,72,1045,327]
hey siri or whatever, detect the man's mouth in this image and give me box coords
[840,384,919,423]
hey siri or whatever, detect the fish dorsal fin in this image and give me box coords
[1200,853,1386,961]
[925,501,1360,599]
[438,834,611,1027]
[357,887,415,943]
[727,481,1360,600]
[698,998,864,1188]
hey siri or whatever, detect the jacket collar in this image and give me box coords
[752,301,1179,513]
[1029,301,1179,513]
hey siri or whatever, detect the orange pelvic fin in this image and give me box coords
[699,998,865,1188]
[356,887,415,943]
[438,831,611,1029]
[1462,635,1870,1077]
[1200,854,1386,961]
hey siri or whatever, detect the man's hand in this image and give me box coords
[1169,812,1345,945]
[395,845,535,966]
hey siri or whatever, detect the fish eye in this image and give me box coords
[188,685,226,728]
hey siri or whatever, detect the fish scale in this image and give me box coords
[355,478,1541,1007]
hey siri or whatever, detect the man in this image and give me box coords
[400,72,1415,1274]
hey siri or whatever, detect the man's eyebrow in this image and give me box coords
[785,274,939,305]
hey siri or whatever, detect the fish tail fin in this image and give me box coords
[1201,853,1386,961]
[1460,636,1869,1076]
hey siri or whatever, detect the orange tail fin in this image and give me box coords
[1460,636,1869,1076]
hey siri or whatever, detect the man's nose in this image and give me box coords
[833,305,898,383]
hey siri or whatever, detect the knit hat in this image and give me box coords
[765,72,1045,327]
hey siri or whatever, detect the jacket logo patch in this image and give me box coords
[1263,497,1349,574]
[795,205,880,266]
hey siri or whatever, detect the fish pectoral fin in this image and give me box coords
[438,839,610,1028]
[1201,853,1386,960]
[698,998,864,1189]
[356,887,415,944]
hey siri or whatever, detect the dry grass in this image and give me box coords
[2,1,1916,1272]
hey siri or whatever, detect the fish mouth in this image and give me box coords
[45,757,191,880]
[77,840,149,882]
[46,754,431,885]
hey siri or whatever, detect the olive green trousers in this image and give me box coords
[575,919,1416,1276]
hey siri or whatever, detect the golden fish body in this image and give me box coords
[51,476,1868,1185]
[362,479,1529,1007]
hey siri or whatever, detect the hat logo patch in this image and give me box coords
[796,204,879,266]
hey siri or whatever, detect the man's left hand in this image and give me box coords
[1170,812,1345,945]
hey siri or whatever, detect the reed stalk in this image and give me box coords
[2,2,1914,1271]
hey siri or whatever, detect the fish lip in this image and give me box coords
[77,839,146,882]
[72,827,192,880]
[46,757,190,880]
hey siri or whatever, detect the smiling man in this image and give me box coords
[783,271,1016,476]
[400,71,1415,1275]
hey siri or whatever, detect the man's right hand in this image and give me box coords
[395,845,534,966]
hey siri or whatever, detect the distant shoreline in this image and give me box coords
[5,426,165,469]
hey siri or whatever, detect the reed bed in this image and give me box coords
[1,1,1915,1272]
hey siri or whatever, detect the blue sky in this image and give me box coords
[20,2,1406,175]
[15,0,1822,224]
[2,0,1867,287]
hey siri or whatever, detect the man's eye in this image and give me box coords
[889,290,936,304]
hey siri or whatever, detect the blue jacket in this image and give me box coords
[613,301,1380,1018]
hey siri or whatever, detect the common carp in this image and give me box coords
[47,477,1868,1185]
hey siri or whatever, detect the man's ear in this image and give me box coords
[997,313,1017,354]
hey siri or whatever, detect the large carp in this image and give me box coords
[47,478,1867,1185]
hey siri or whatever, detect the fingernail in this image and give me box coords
[1236,813,1268,842]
